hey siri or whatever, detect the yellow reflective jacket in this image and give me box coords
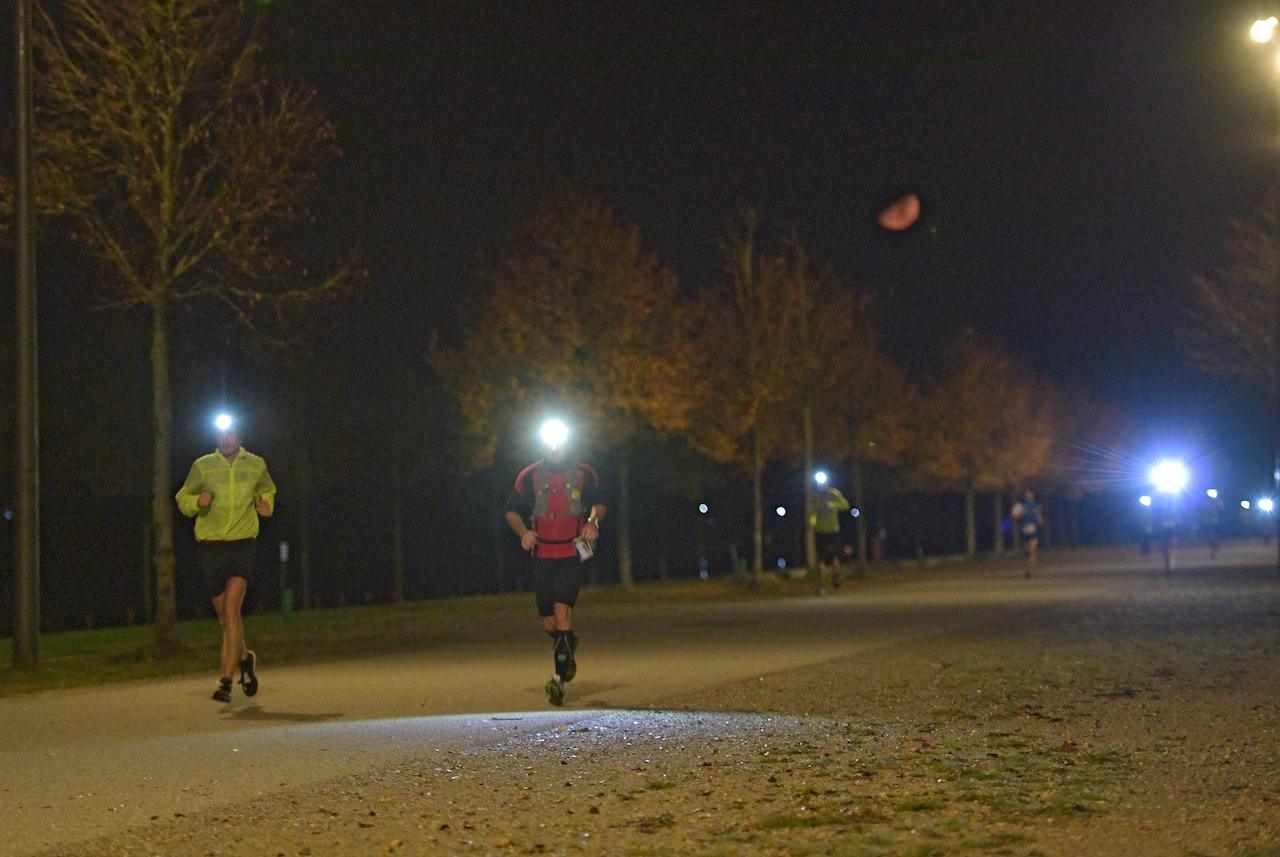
[810,487,850,534]
[175,447,277,542]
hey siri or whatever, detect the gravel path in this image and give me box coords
[42,566,1280,857]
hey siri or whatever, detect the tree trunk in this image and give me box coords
[992,491,1003,557]
[1042,498,1053,549]
[1070,496,1081,547]
[853,457,867,569]
[964,485,977,558]
[752,426,764,586]
[298,462,311,609]
[391,470,405,602]
[150,303,181,652]
[802,399,818,576]
[616,452,633,589]
[141,494,153,623]
[1012,491,1023,555]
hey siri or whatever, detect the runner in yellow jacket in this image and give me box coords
[176,416,276,703]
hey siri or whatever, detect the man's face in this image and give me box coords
[217,430,241,458]
[546,446,567,467]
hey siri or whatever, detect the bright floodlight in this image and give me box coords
[1151,460,1188,493]
[1261,498,1275,513]
[540,419,569,449]
[214,413,233,432]
[814,470,828,485]
[1207,488,1218,499]
[1140,495,1152,507]
[1254,17,1278,42]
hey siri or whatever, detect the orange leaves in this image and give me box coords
[910,341,1059,492]
[435,182,695,461]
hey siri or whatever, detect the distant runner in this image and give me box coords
[1010,488,1044,577]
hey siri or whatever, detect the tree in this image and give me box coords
[2,0,353,651]
[1182,195,1280,398]
[910,341,1057,557]
[684,210,798,583]
[1182,195,1280,569]
[689,216,904,579]
[776,235,897,578]
[817,337,916,567]
[434,183,700,588]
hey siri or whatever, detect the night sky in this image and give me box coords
[11,1,1280,495]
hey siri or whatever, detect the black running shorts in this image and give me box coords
[532,555,583,617]
[198,539,258,599]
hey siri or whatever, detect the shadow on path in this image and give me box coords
[224,705,344,724]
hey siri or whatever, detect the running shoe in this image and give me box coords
[239,650,258,697]
[213,679,233,703]
[555,634,577,683]
[545,676,565,706]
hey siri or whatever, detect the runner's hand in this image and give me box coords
[521,531,538,552]
[256,497,272,516]
[197,490,213,509]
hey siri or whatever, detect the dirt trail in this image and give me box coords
[38,562,1280,856]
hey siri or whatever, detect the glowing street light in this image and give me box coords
[1151,460,1188,494]
[1260,498,1275,513]
[1140,495,1152,507]
[776,506,787,517]
[1254,16,1278,42]
[699,503,708,514]
[1207,488,1219,499]
[1243,500,1252,510]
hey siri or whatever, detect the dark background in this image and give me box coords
[6,1,1280,630]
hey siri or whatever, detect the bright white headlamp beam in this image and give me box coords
[540,419,569,449]
[1151,460,1188,494]
[215,414,233,432]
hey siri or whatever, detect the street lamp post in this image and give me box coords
[1250,17,1280,575]
[13,0,39,668]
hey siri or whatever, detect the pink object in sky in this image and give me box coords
[878,193,920,230]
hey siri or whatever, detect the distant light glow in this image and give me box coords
[776,506,787,517]
[698,503,708,514]
[1140,495,1152,507]
[1151,460,1188,493]
[1260,498,1275,513]
[214,413,233,432]
[850,507,860,517]
[814,470,828,485]
[777,558,786,568]
[1254,17,1278,42]
[1242,500,1252,510]
[540,419,568,449]
[1207,489,1218,499]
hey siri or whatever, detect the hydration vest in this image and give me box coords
[527,461,591,558]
